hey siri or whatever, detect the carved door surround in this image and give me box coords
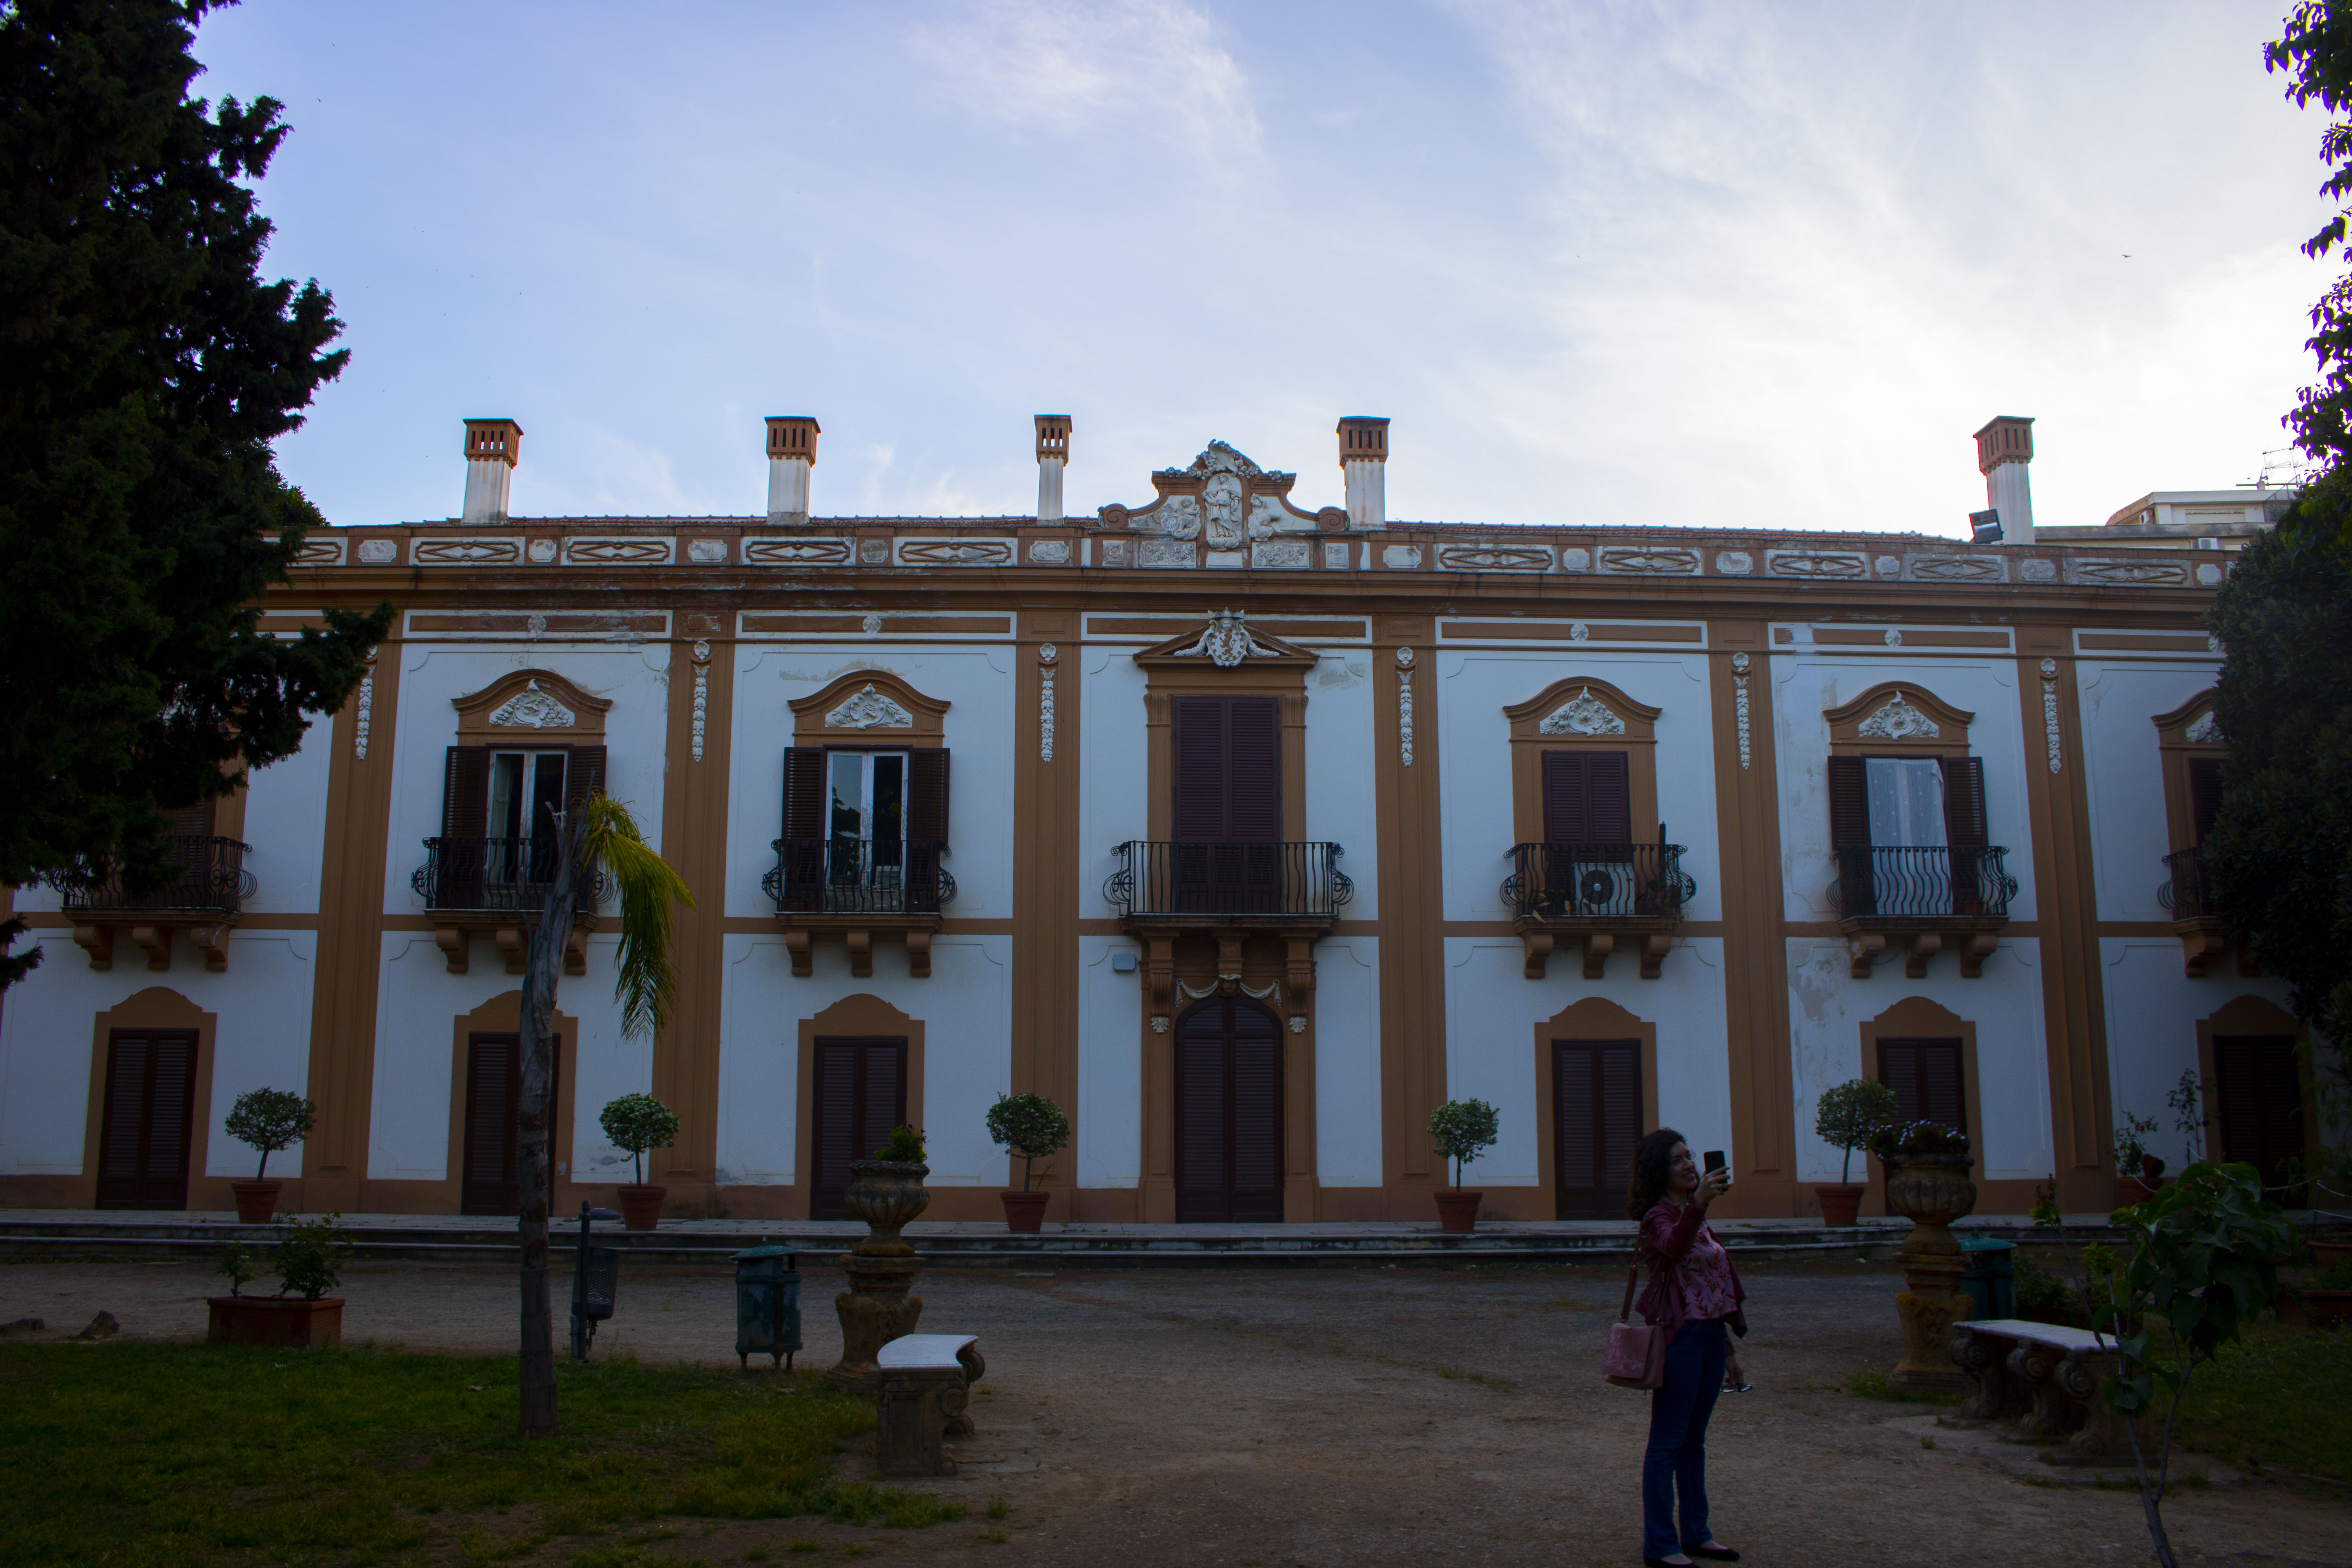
[2151,690,2244,978]
[1501,677,1675,980]
[779,670,954,978]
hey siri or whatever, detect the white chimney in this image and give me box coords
[1973,416,2034,546]
[1034,414,1071,522]
[766,416,820,524]
[1338,416,1389,528]
[461,418,521,524]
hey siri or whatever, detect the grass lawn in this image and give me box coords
[0,1343,965,1566]
[2170,1323,2352,1491]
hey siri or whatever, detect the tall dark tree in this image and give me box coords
[0,0,391,988]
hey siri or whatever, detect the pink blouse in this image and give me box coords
[1634,1200,1746,1332]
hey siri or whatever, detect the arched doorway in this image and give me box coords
[1173,995,1283,1222]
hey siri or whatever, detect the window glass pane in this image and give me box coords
[526,753,566,838]
[871,755,906,867]
[829,753,866,838]
[490,753,524,840]
[1866,758,1946,846]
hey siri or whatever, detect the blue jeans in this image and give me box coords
[1642,1317,1727,1560]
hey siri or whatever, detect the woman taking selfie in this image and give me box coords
[1627,1128,1747,1568]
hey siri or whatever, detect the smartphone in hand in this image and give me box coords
[1703,1149,1731,1187]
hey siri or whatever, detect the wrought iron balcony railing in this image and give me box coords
[1103,840,1352,920]
[1501,842,1694,922]
[763,837,955,916]
[1834,845,2017,921]
[413,837,610,913]
[2161,847,2214,920]
[54,836,253,915]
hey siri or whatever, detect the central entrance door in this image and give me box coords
[1173,996,1283,1222]
[810,1036,908,1220]
[461,1032,559,1215]
[1553,1038,1639,1219]
[96,1029,199,1210]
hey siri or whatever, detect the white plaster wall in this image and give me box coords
[1314,937,1383,1187]
[1771,656,2036,923]
[242,713,336,915]
[367,930,646,1183]
[711,933,1011,1189]
[2076,661,2222,922]
[1304,655,1379,918]
[0,932,317,1178]
[1440,936,1730,1192]
[2100,940,2303,1168]
[384,644,673,916]
[1077,650,1151,920]
[1076,935,1142,1188]
[1432,651,1720,923]
[726,646,1014,922]
[1785,937,2053,1183]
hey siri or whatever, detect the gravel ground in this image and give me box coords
[3,1255,2345,1568]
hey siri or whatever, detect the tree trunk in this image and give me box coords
[517,816,582,1439]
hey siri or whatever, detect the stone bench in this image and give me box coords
[1947,1318,2143,1460]
[875,1333,985,1477]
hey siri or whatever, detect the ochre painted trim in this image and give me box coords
[1524,996,1659,1223]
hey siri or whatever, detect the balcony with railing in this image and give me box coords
[2160,848,2248,977]
[54,835,254,972]
[764,837,955,978]
[1833,844,2018,978]
[412,836,609,977]
[1102,840,1351,926]
[1501,841,1694,980]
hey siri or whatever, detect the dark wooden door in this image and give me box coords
[1553,1038,1639,1219]
[2212,1035,2304,1198]
[1878,1038,1965,1133]
[95,1030,198,1210]
[461,1032,558,1215]
[1173,997,1283,1222]
[1171,697,1281,913]
[810,1036,907,1220]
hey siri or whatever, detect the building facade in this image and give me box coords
[0,415,2327,1222]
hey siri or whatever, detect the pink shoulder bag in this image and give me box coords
[1604,1263,1667,1389]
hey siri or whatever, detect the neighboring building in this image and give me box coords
[0,414,2327,1223]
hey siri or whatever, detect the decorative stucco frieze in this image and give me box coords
[1139,537,1196,568]
[488,680,579,730]
[690,641,711,761]
[2184,710,2222,744]
[825,683,915,730]
[1538,688,1625,736]
[897,538,1015,567]
[352,651,377,760]
[858,539,890,565]
[1146,495,1202,539]
[1174,609,1275,668]
[1905,554,2005,584]
[2017,558,2058,583]
[1857,695,1938,740]
[1599,546,1699,575]
[1038,644,1058,762]
[686,539,729,564]
[1321,541,1352,570]
[1765,550,1866,580]
[2066,557,2189,587]
[563,536,675,566]
[293,537,345,566]
[1097,537,1134,568]
[1731,652,1751,770]
[1396,647,1416,767]
[412,537,521,566]
[744,536,853,566]
[1381,545,1424,570]
[1713,552,1753,576]
[1559,547,1592,573]
[1436,543,1552,572]
[1251,539,1310,570]
[356,537,400,565]
[1027,539,1071,565]
[528,538,558,563]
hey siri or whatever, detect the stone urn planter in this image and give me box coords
[1815,1183,1866,1229]
[230,1179,284,1225]
[832,1159,930,1390]
[1433,1189,1482,1234]
[207,1296,344,1347]
[999,1190,1050,1233]
[615,1184,667,1231]
[1882,1149,1977,1394]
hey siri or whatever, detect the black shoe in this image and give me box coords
[1689,1546,1741,1563]
[1644,1559,1695,1568]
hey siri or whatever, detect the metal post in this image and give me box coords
[570,1201,619,1361]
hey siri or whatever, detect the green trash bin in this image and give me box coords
[1958,1235,2015,1321]
[733,1244,801,1371]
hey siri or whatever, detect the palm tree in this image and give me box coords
[516,793,691,1437]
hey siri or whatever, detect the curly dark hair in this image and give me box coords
[1626,1127,1687,1220]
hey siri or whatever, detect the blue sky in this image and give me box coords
[194,1,2334,535]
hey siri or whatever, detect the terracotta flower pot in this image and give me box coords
[615,1184,667,1231]
[1433,1189,1482,1234]
[206,1296,343,1347]
[1815,1183,1866,1229]
[2113,1174,2169,1209]
[230,1179,283,1225]
[1000,1190,1050,1233]
[2139,1153,2166,1183]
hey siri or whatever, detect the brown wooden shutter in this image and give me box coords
[1878,1038,1964,1134]
[461,1033,521,1214]
[1228,1002,1283,1220]
[1586,752,1632,843]
[2214,1035,2305,1197]
[95,1031,197,1210]
[907,749,951,845]
[167,800,218,839]
[1541,752,1588,844]
[564,746,607,811]
[1173,697,1229,840]
[1940,756,1988,846]
[783,748,828,840]
[442,747,490,836]
[1827,756,1869,848]
[2189,758,2225,845]
[1174,1008,1229,1219]
[809,1036,908,1219]
[1173,998,1284,1223]
[1552,1039,1639,1218]
[1227,699,1281,843]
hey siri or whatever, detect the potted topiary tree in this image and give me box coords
[598,1092,680,1231]
[1427,1099,1499,1234]
[1813,1077,1896,1229]
[222,1087,317,1224]
[206,1214,350,1347]
[985,1091,1071,1233]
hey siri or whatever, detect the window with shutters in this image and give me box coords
[430,670,612,922]
[1172,997,1284,1223]
[2151,692,2231,948]
[95,1030,200,1209]
[2210,1034,2305,1200]
[460,1031,559,1215]
[1877,1037,1966,1134]
[809,1036,908,1220]
[1552,1038,1641,1219]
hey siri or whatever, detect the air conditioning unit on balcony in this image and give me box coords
[1566,859,1635,914]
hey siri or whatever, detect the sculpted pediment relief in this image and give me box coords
[1103,441,1329,543]
[1131,608,1320,669]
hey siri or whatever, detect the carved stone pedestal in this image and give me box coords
[1885,1152,1977,1394]
[829,1159,929,1391]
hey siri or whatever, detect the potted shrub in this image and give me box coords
[222,1087,316,1225]
[2112,1111,2168,1207]
[599,1092,680,1230]
[1812,1077,1895,1229]
[207,1214,350,1347]
[1427,1099,1499,1234]
[985,1092,1071,1234]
